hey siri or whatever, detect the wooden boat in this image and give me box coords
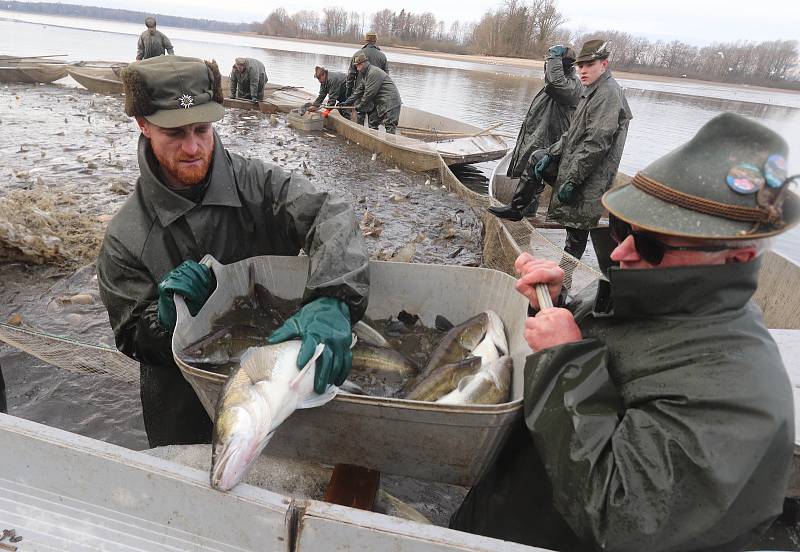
[0,61,67,84]
[67,62,127,95]
[223,82,510,169]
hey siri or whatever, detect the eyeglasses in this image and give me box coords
[609,215,730,265]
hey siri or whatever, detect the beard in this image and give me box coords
[153,142,213,187]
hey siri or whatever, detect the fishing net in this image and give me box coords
[0,323,138,382]
[0,187,104,266]
[435,156,603,294]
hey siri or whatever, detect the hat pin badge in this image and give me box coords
[179,94,194,109]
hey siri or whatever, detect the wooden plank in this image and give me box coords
[324,464,380,511]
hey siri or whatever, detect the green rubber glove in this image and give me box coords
[547,45,567,58]
[267,297,352,394]
[157,260,214,332]
[557,181,578,204]
[534,154,552,181]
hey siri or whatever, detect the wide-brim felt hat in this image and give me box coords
[603,112,799,240]
[122,55,225,129]
[575,39,610,63]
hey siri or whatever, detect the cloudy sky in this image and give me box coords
[33,0,800,45]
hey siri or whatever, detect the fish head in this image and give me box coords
[455,312,490,350]
[211,397,274,491]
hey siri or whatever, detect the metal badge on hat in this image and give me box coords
[179,94,194,109]
[757,154,795,224]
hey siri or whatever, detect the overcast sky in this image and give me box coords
[33,0,800,45]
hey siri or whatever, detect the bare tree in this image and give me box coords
[322,7,348,38]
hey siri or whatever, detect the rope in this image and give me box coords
[632,173,782,225]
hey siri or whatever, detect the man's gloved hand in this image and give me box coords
[267,297,352,394]
[338,98,354,107]
[547,45,567,58]
[557,181,578,204]
[157,260,215,332]
[307,105,319,112]
[534,154,552,181]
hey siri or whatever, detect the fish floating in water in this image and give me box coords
[211,341,336,491]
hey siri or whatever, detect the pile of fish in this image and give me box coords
[207,308,511,491]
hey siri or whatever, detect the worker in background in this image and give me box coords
[136,17,174,61]
[230,57,268,104]
[488,45,581,219]
[453,112,797,552]
[307,65,348,113]
[97,56,369,447]
[346,31,388,124]
[339,53,402,134]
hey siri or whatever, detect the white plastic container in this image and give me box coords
[172,255,530,485]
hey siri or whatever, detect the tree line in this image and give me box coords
[252,2,797,87]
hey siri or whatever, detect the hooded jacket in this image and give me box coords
[547,70,632,229]
[97,131,369,368]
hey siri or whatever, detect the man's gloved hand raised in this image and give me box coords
[557,181,578,204]
[547,45,567,58]
[534,153,552,181]
[267,297,352,394]
[157,260,215,332]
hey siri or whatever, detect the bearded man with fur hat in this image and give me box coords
[96,56,369,447]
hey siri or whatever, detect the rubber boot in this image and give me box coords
[488,176,540,222]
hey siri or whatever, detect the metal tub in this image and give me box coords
[172,255,529,485]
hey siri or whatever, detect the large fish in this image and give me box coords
[211,341,337,491]
[436,355,512,405]
[404,311,507,401]
[421,311,507,377]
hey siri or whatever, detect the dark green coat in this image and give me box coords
[507,58,582,178]
[313,70,348,107]
[346,43,388,96]
[230,58,268,101]
[547,71,632,229]
[452,260,793,552]
[136,29,174,61]
[347,63,401,118]
[96,131,369,366]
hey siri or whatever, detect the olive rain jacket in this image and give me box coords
[507,57,582,178]
[346,43,388,97]
[97,131,370,370]
[230,58,268,101]
[313,70,348,107]
[452,260,793,552]
[136,29,174,61]
[547,70,632,229]
[346,63,401,120]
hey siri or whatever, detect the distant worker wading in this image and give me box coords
[136,16,174,61]
[230,57,268,103]
[340,53,402,134]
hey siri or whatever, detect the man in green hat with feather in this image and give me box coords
[453,113,797,551]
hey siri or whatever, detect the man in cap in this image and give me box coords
[452,113,797,551]
[136,16,175,61]
[306,65,348,113]
[96,56,369,447]
[339,53,402,134]
[229,57,268,103]
[488,44,582,219]
[346,31,388,124]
